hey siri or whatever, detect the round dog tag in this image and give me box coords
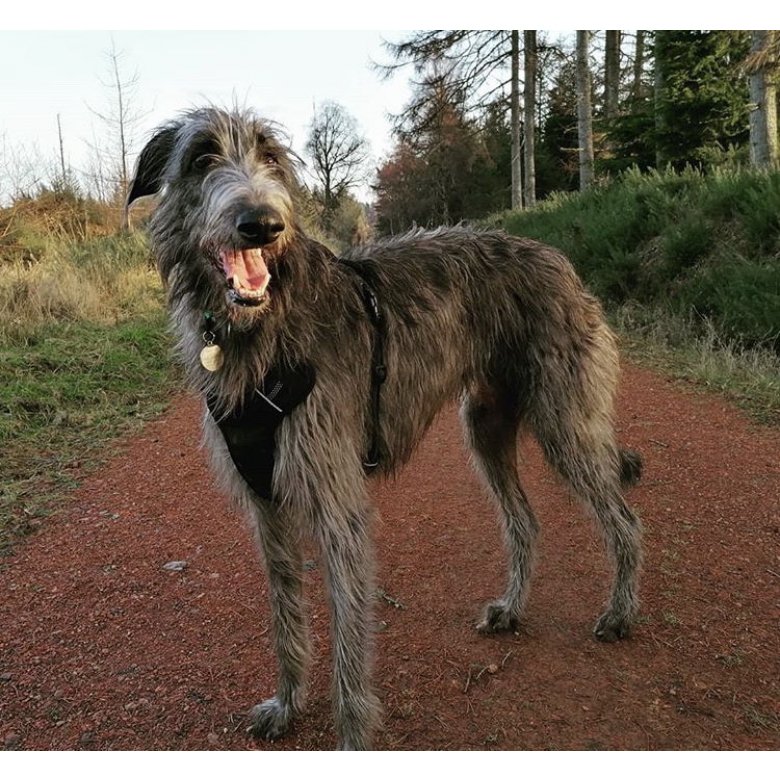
[200,344,224,372]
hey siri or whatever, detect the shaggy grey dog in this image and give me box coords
[127,107,642,750]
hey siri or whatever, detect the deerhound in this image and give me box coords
[127,107,642,750]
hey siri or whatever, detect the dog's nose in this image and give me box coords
[235,208,285,246]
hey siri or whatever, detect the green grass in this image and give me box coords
[614,303,780,425]
[0,222,180,553]
[0,315,179,552]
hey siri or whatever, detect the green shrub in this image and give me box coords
[492,167,780,348]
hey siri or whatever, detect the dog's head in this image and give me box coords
[127,107,301,321]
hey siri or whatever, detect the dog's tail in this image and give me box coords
[619,448,643,488]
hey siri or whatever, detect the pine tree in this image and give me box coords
[653,30,751,169]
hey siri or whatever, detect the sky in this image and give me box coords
[0,29,414,201]
[1,9,774,203]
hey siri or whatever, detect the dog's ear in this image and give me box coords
[126,123,180,208]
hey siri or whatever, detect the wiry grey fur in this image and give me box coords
[128,107,643,750]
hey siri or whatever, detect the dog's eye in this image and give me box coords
[191,154,217,173]
[264,154,278,167]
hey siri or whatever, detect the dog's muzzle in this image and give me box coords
[215,208,285,307]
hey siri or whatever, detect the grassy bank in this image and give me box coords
[614,304,780,425]
[489,167,780,424]
[490,166,780,350]
[0,227,178,552]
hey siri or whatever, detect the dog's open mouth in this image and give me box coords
[219,247,271,306]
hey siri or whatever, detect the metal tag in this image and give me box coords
[199,344,224,372]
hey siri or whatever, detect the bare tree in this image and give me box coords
[305,101,369,212]
[0,136,49,202]
[57,114,67,184]
[523,30,537,208]
[746,31,779,169]
[87,38,147,227]
[576,30,595,190]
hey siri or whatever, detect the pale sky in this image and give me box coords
[1,9,770,203]
[0,30,415,201]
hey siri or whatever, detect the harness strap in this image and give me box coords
[341,260,386,472]
[206,362,316,501]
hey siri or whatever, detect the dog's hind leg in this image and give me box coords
[316,501,381,750]
[529,367,642,642]
[461,384,540,634]
[247,502,311,740]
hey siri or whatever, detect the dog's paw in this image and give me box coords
[593,612,632,642]
[247,697,293,741]
[476,601,520,634]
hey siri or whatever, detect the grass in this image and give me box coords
[0,231,160,343]
[0,222,180,553]
[614,303,780,426]
[0,315,178,552]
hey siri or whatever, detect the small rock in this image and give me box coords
[207,732,219,746]
[486,664,499,674]
[0,672,12,682]
[80,731,95,745]
[163,560,188,572]
[4,732,21,748]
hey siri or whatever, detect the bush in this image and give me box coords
[493,167,780,348]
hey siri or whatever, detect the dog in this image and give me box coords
[127,106,642,750]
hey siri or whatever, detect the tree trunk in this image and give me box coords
[510,30,523,210]
[605,30,621,120]
[749,30,779,169]
[111,48,130,230]
[57,114,67,184]
[523,30,537,208]
[633,30,646,99]
[654,31,667,169]
[576,30,595,190]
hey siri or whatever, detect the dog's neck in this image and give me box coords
[168,233,338,412]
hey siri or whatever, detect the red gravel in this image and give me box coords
[1,364,778,750]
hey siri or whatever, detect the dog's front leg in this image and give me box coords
[247,500,310,741]
[317,504,381,750]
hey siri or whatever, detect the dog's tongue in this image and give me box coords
[219,248,271,297]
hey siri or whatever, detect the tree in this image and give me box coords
[633,31,647,99]
[379,31,528,208]
[604,30,621,120]
[746,31,779,168]
[523,31,538,208]
[653,31,751,169]
[576,30,595,190]
[537,56,580,194]
[305,101,369,216]
[87,39,147,227]
[510,30,523,208]
[374,69,511,233]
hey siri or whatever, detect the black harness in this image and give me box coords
[207,263,386,501]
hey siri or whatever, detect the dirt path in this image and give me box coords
[1,364,778,750]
